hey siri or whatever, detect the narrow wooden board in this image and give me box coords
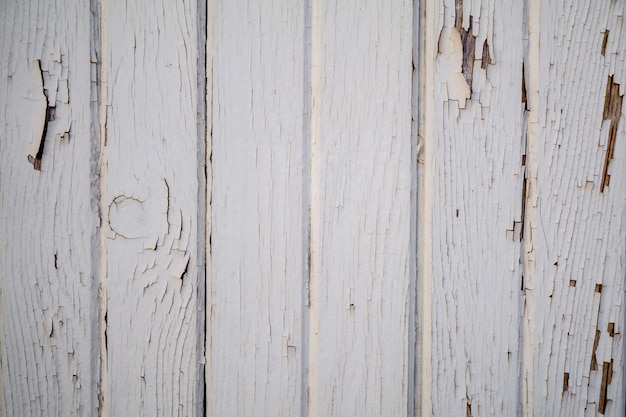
[308,1,414,415]
[425,0,526,415]
[209,1,307,415]
[99,1,204,415]
[524,1,626,416]
[0,1,98,415]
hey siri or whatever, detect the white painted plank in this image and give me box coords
[99,1,203,415]
[209,1,306,416]
[0,1,98,415]
[308,1,414,415]
[524,1,626,416]
[425,0,526,415]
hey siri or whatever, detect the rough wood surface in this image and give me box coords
[98,0,204,415]
[0,1,98,415]
[308,1,414,415]
[209,1,306,416]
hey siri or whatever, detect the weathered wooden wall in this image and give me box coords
[0,0,624,416]
[420,1,626,416]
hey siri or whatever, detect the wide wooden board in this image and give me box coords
[99,1,204,415]
[0,1,98,415]
[209,1,307,415]
[309,1,414,415]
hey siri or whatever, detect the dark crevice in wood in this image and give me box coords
[103,310,108,352]
[481,39,491,70]
[521,63,528,110]
[29,60,56,171]
[179,257,190,281]
[455,0,476,91]
[563,372,569,393]
[520,171,527,241]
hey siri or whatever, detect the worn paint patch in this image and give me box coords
[600,76,622,192]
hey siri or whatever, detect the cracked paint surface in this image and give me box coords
[428,0,626,416]
[0,1,98,415]
[98,0,203,415]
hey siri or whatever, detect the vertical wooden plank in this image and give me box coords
[425,0,525,415]
[307,1,414,415]
[0,1,98,415]
[210,1,306,415]
[524,1,626,415]
[99,0,203,415]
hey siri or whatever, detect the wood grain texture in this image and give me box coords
[524,1,626,416]
[0,1,98,415]
[308,1,414,415]
[99,0,203,415]
[209,1,306,416]
[427,0,526,415]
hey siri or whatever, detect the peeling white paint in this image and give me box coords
[437,26,471,107]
